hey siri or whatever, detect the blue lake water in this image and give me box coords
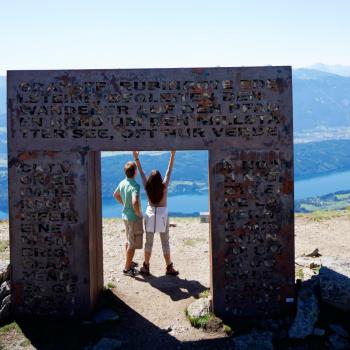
[294,169,350,200]
[103,170,350,217]
[103,194,209,217]
[1,170,350,219]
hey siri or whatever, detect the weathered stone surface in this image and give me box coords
[328,334,350,350]
[288,286,318,339]
[233,331,273,350]
[93,308,119,324]
[8,67,294,320]
[203,316,223,332]
[0,294,11,321]
[0,261,9,284]
[0,280,11,302]
[92,337,122,350]
[329,324,349,338]
[313,328,326,336]
[187,298,210,318]
[319,257,350,311]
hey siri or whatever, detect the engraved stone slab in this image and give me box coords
[209,149,294,319]
[7,67,292,152]
[8,151,102,318]
[7,67,294,319]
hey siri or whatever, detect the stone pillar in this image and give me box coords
[8,151,103,318]
[209,148,295,319]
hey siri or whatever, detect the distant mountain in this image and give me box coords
[309,63,350,77]
[0,76,5,115]
[292,69,350,131]
[294,139,350,179]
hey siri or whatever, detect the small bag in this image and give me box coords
[133,218,144,249]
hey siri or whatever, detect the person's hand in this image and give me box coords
[133,151,139,160]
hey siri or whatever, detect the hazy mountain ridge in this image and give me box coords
[309,63,350,77]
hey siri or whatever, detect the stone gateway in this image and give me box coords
[7,66,294,320]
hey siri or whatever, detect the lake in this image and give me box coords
[103,194,209,217]
[1,170,349,218]
[103,169,350,217]
[294,169,350,200]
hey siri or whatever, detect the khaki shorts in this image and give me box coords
[124,218,143,249]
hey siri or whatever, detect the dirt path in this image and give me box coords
[103,218,228,347]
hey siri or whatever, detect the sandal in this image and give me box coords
[166,263,179,276]
[123,267,138,277]
[140,262,150,275]
[131,261,138,268]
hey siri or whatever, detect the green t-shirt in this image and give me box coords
[115,178,140,221]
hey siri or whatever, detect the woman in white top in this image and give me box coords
[133,150,179,276]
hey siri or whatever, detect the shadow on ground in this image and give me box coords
[135,274,207,301]
[14,290,232,350]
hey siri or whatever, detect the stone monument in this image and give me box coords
[7,66,294,319]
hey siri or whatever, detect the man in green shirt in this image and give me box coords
[114,161,142,276]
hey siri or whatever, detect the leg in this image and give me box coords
[160,220,179,275]
[141,232,154,275]
[125,247,135,271]
[144,232,155,264]
[123,220,136,271]
[160,221,171,264]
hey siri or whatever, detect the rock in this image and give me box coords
[204,316,223,332]
[328,334,350,350]
[319,257,350,311]
[329,324,349,338]
[161,326,172,333]
[313,328,326,336]
[0,294,11,321]
[233,331,273,350]
[0,280,11,302]
[187,298,210,318]
[305,248,321,257]
[93,337,122,350]
[288,285,319,339]
[93,308,120,324]
[0,261,9,284]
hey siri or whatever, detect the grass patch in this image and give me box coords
[297,210,345,222]
[0,322,20,335]
[0,322,31,350]
[187,312,216,328]
[296,267,305,280]
[106,282,116,289]
[170,217,199,222]
[199,289,210,299]
[19,339,31,347]
[0,240,9,253]
[183,237,206,246]
[223,324,233,336]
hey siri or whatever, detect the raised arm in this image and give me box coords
[133,151,147,187]
[163,150,176,187]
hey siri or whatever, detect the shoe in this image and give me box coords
[140,262,150,275]
[131,261,138,268]
[123,267,138,277]
[166,263,179,276]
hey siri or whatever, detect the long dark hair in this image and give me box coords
[146,170,165,204]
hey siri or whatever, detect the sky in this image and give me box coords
[0,0,350,75]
